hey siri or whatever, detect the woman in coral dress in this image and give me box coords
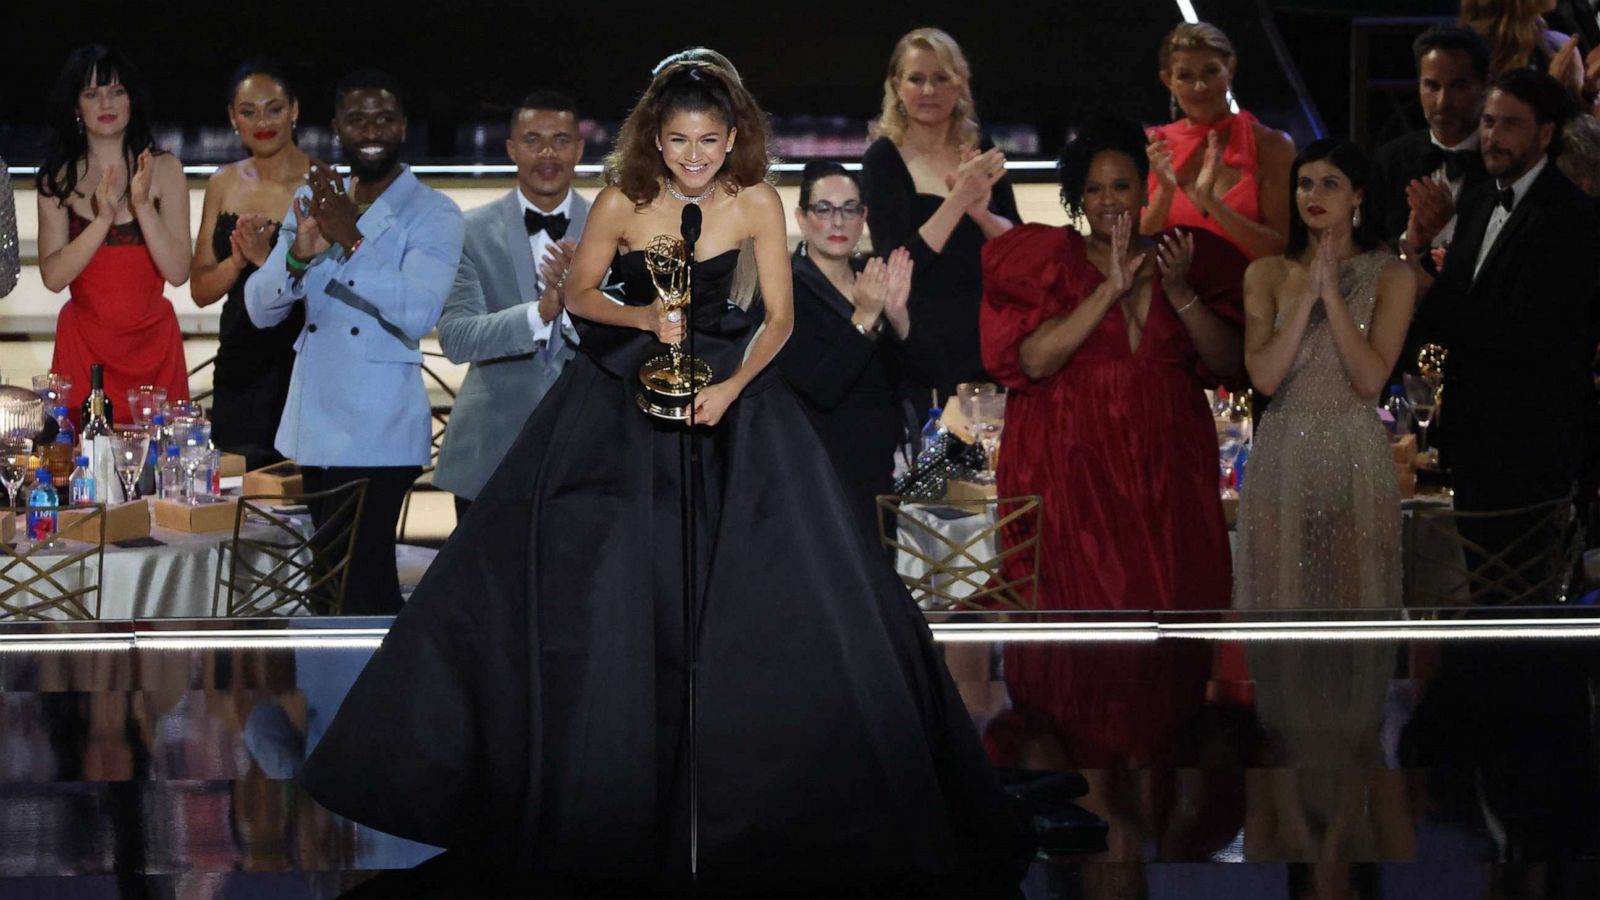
[36,46,190,420]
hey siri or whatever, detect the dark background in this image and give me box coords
[0,0,1456,166]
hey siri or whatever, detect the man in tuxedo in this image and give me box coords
[1415,69,1599,599]
[435,91,588,518]
[1372,26,1491,253]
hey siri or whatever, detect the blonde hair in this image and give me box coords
[1461,0,1559,77]
[1158,22,1237,71]
[874,27,979,149]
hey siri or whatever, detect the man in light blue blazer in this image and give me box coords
[435,91,589,517]
[246,70,464,614]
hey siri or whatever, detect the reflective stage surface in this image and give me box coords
[5,611,1600,898]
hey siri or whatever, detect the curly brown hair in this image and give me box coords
[605,59,772,207]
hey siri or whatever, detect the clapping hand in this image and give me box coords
[289,194,331,264]
[1302,231,1338,305]
[231,213,274,267]
[881,247,913,336]
[1404,176,1453,249]
[305,162,361,251]
[1147,138,1178,190]
[91,163,120,223]
[537,238,577,323]
[1553,36,1584,97]
[1193,132,1223,202]
[946,146,1006,215]
[1104,212,1146,297]
[129,149,155,213]
[1155,229,1194,300]
[853,256,891,322]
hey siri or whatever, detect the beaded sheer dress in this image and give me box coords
[1235,248,1402,613]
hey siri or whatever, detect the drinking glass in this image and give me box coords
[109,430,151,502]
[172,420,212,504]
[1403,373,1440,454]
[167,400,204,423]
[31,373,72,409]
[0,438,32,508]
[968,391,1007,484]
[126,386,168,428]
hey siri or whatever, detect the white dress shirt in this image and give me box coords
[518,188,574,346]
[1474,156,1547,281]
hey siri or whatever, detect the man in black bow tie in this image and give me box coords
[1414,69,1600,601]
[436,91,590,517]
[1372,26,1492,256]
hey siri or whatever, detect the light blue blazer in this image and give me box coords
[245,166,465,467]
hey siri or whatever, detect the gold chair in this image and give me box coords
[397,351,456,542]
[0,504,107,620]
[1403,497,1580,606]
[214,479,369,617]
[877,494,1043,610]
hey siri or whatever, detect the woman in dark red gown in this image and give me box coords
[980,115,1245,769]
[36,46,190,420]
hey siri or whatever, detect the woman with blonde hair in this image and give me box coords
[861,27,1016,403]
[1461,0,1569,77]
[1144,21,1294,260]
[301,53,1028,893]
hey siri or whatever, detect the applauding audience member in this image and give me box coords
[1143,22,1294,260]
[782,161,932,538]
[190,60,311,469]
[0,159,15,298]
[861,27,1016,405]
[435,91,588,518]
[36,45,191,420]
[245,69,464,614]
[1461,0,1569,78]
[1416,69,1599,598]
[1374,26,1492,254]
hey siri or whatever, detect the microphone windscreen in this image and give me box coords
[681,203,703,244]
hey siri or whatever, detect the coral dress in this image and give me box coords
[1147,111,1267,259]
[980,225,1244,765]
[53,210,190,422]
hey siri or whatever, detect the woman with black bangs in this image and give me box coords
[36,44,191,421]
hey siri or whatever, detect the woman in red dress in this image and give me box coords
[36,45,190,421]
[980,115,1245,770]
[1142,22,1294,261]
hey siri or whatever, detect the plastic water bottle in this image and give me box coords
[209,445,222,496]
[1382,384,1412,437]
[69,456,95,506]
[158,445,184,500]
[53,406,75,449]
[917,406,946,465]
[28,468,58,541]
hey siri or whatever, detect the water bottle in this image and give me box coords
[208,445,222,496]
[159,445,184,500]
[138,434,159,498]
[1382,384,1411,437]
[28,468,58,542]
[53,406,75,449]
[916,406,946,465]
[69,456,95,506]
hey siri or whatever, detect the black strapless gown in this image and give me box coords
[300,249,1028,892]
[210,213,301,470]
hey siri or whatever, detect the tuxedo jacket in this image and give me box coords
[1370,129,1490,249]
[1416,162,1600,505]
[433,189,591,500]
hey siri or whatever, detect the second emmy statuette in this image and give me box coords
[637,234,714,421]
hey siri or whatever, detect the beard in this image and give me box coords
[344,145,401,180]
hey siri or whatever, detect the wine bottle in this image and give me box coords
[79,364,115,442]
[79,364,115,503]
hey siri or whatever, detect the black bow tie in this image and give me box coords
[524,209,569,240]
[1425,146,1476,182]
[1495,186,1516,212]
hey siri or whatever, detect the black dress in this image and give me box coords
[300,249,1029,892]
[860,136,1020,403]
[210,212,301,470]
[781,248,943,539]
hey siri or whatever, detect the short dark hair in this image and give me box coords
[1491,67,1575,158]
[1055,113,1150,220]
[334,68,405,115]
[798,160,861,207]
[510,90,578,130]
[1412,25,1491,82]
[1286,138,1383,256]
[228,58,295,105]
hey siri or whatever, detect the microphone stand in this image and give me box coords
[679,209,702,880]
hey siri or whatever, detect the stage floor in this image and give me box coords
[5,611,1600,898]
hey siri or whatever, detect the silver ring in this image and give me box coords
[666,311,682,323]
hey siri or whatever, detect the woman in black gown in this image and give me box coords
[189,60,308,469]
[861,27,1018,405]
[300,56,1028,894]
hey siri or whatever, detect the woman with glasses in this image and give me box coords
[189,60,310,469]
[861,27,1016,405]
[782,161,935,537]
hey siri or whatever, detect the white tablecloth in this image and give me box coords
[893,503,1000,608]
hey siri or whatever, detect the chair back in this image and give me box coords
[0,504,107,620]
[877,494,1043,611]
[1403,497,1580,606]
[216,479,370,616]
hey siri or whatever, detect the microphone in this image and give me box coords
[680,203,702,258]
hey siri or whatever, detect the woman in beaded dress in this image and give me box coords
[0,159,18,298]
[1235,139,1417,861]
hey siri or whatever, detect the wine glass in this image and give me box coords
[126,386,168,428]
[1403,373,1439,454]
[171,419,212,504]
[0,438,32,508]
[31,373,72,409]
[968,391,1007,484]
[109,430,151,502]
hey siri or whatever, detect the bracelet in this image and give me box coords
[285,252,310,274]
[342,237,363,261]
[1174,295,1201,315]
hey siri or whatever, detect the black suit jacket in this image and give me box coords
[1370,129,1490,249]
[1549,0,1600,56]
[1416,161,1600,506]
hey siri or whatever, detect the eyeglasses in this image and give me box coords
[804,201,865,220]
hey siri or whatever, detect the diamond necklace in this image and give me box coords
[666,179,716,204]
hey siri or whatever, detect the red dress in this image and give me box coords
[54,211,190,424]
[1147,110,1266,259]
[978,225,1244,765]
